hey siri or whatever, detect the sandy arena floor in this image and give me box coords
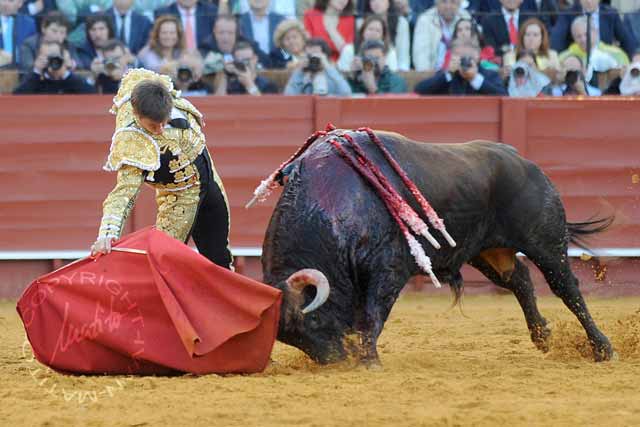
[1,293,640,427]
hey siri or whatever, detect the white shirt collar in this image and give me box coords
[502,7,519,20]
[177,4,196,16]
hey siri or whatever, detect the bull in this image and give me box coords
[259,128,614,365]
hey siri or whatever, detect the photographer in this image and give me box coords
[605,51,640,95]
[91,39,136,94]
[552,54,601,96]
[284,38,351,96]
[415,39,507,96]
[169,51,213,96]
[213,41,278,95]
[508,50,552,97]
[14,41,95,94]
[347,39,407,95]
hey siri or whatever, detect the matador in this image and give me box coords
[91,68,232,269]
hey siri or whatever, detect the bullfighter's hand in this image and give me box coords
[91,237,115,256]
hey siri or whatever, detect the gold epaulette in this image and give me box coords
[174,97,205,128]
[104,127,160,172]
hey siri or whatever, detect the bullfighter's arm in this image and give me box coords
[97,165,145,240]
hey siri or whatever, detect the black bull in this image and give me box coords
[261,129,614,365]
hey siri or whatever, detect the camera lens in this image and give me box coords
[47,55,63,71]
[513,66,526,78]
[630,67,640,78]
[460,56,472,71]
[177,66,193,82]
[565,70,579,87]
[362,56,375,72]
[233,60,247,73]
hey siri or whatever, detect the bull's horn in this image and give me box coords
[286,269,330,314]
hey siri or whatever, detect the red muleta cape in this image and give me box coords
[16,227,282,375]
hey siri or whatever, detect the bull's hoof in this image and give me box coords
[360,355,383,370]
[591,338,615,362]
[531,325,551,353]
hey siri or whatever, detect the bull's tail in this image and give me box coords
[567,215,615,252]
[447,272,467,316]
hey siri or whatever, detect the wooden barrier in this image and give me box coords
[1,95,639,297]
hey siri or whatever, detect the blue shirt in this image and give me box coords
[1,16,14,55]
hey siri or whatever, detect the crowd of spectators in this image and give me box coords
[1,0,640,96]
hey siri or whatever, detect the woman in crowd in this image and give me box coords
[137,15,185,73]
[76,13,114,70]
[303,0,355,61]
[362,0,410,70]
[503,17,560,82]
[441,18,499,71]
[270,19,309,70]
[338,15,398,72]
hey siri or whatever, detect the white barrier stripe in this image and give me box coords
[0,247,638,261]
[0,247,264,260]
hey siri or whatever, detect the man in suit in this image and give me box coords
[238,0,284,66]
[481,0,535,58]
[415,39,507,95]
[550,0,637,57]
[108,0,152,55]
[155,0,218,51]
[0,0,37,67]
[201,13,269,66]
[19,0,56,23]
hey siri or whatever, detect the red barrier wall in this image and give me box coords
[1,96,639,297]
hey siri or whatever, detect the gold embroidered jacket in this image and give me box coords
[97,68,225,241]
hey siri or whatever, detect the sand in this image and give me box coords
[1,294,640,427]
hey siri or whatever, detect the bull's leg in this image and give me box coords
[529,252,613,361]
[469,256,551,352]
[355,271,409,367]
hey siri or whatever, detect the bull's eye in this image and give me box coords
[306,315,321,329]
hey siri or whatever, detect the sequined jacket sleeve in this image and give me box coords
[97,165,145,240]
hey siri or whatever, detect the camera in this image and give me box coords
[47,55,64,71]
[361,55,377,73]
[177,66,193,82]
[224,60,248,78]
[565,70,580,87]
[103,58,119,73]
[513,65,527,78]
[303,55,323,73]
[460,56,473,71]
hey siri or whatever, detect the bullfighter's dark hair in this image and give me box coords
[131,81,173,123]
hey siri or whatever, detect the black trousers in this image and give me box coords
[189,151,233,269]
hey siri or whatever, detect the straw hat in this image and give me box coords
[273,19,308,50]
